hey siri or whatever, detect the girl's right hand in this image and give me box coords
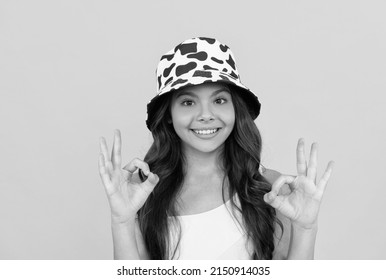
[98,129,159,224]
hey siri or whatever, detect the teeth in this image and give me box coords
[193,129,219,135]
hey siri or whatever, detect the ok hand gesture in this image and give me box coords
[99,130,159,224]
[264,138,335,229]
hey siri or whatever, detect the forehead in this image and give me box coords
[173,83,230,99]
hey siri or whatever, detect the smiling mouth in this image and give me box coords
[191,128,221,135]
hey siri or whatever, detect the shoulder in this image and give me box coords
[261,167,292,260]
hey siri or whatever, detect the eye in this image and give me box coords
[181,100,194,106]
[214,98,227,105]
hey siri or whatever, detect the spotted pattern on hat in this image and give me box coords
[199,37,216,44]
[219,44,229,52]
[193,70,212,78]
[156,38,247,94]
[165,76,173,87]
[160,53,175,61]
[211,57,224,64]
[219,74,231,81]
[174,42,197,55]
[157,75,162,89]
[226,55,236,70]
[187,51,208,61]
[171,78,189,87]
[163,63,176,77]
[230,71,238,79]
[176,62,197,77]
[203,65,218,71]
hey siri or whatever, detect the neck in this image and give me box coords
[178,145,229,203]
[183,146,225,181]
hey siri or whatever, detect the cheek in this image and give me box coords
[220,105,235,126]
[171,108,193,132]
[227,117,236,132]
[172,109,190,125]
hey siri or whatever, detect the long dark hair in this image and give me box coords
[138,83,282,259]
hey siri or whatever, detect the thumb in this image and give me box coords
[122,164,133,181]
[264,175,295,209]
[264,192,285,210]
[122,163,129,171]
[141,172,159,193]
[263,192,275,204]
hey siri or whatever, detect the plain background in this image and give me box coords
[1,0,385,259]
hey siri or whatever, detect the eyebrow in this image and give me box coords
[176,87,230,98]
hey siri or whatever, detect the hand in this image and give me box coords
[264,138,335,229]
[98,129,159,223]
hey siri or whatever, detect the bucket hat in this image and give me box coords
[146,37,261,130]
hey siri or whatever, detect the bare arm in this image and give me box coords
[111,216,140,259]
[287,223,318,259]
[111,212,150,260]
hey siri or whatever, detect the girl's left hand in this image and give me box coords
[264,138,335,229]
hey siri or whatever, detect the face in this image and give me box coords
[170,83,235,155]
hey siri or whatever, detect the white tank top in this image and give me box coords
[168,196,254,259]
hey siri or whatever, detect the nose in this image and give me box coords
[197,103,215,122]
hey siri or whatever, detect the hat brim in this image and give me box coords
[147,70,261,130]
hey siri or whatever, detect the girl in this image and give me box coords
[98,37,334,260]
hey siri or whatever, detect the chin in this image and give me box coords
[195,146,222,154]
[185,141,226,155]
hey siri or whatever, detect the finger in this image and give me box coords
[98,153,111,187]
[264,192,286,210]
[316,161,335,197]
[111,129,122,169]
[100,137,113,171]
[141,172,160,194]
[307,142,318,183]
[139,169,149,180]
[122,158,151,180]
[281,176,296,192]
[297,138,307,176]
[266,175,296,200]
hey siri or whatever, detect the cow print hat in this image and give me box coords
[146,37,261,130]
